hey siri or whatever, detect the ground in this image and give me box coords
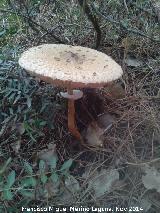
[0,0,160,212]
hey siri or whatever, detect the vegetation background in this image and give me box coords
[0,0,160,212]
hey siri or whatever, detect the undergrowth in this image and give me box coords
[0,0,160,212]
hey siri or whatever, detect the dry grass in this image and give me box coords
[0,0,160,212]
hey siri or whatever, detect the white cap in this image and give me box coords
[60,90,83,100]
[19,44,123,88]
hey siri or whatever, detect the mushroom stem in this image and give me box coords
[67,89,82,140]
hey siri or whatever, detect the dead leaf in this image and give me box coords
[104,83,125,99]
[111,179,126,190]
[125,57,143,67]
[129,194,152,212]
[60,187,74,204]
[83,113,115,147]
[142,165,160,193]
[58,175,80,204]
[83,121,104,147]
[153,0,160,22]
[44,178,60,198]
[82,165,98,179]
[65,175,80,193]
[11,122,25,135]
[11,140,21,153]
[88,169,119,198]
[38,143,58,169]
[97,113,115,131]
[35,172,60,199]
[140,198,152,212]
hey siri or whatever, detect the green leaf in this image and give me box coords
[7,170,16,188]
[23,161,33,175]
[3,189,13,200]
[50,173,59,183]
[60,159,73,171]
[21,177,37,187]
[26,95,32,108]
[17,198,31,208]
[121,19,129,28]
[0,30,6,37]
[19,189,34,198]
[40,174,48,184]
[0,205,5,212]
[39,160,45,172]
[0,157,12,175]
[39,160,47,184]
[39,121,47,126]
[49,156,57,170]
[0,175,3,184]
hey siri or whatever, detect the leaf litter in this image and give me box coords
[87,168,119,198]
[38,143,58,169]
[142,165,160,193]
[124,56,143,67]
[83,113,115,147]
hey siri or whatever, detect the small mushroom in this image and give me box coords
[18,44,123,142]
[60,89,83,140]
[60,90,83,100]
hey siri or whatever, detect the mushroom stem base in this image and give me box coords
[68,99,82,140]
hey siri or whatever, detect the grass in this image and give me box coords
[0,0,160,212]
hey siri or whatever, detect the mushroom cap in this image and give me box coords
[19,44,123,88]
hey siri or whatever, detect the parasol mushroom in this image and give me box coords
[18,44,123,141]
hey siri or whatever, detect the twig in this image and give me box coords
[130,1,157,18]
[78,0,101,49]
[91,4,160,43]
[126,157,160,166]
[4,1,65,44]
[25,16,65,44]
[123,0,129,13]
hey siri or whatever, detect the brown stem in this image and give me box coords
[67,89,82,140]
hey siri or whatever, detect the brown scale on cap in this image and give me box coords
[61,51,85,66]
[19,44,123,143]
